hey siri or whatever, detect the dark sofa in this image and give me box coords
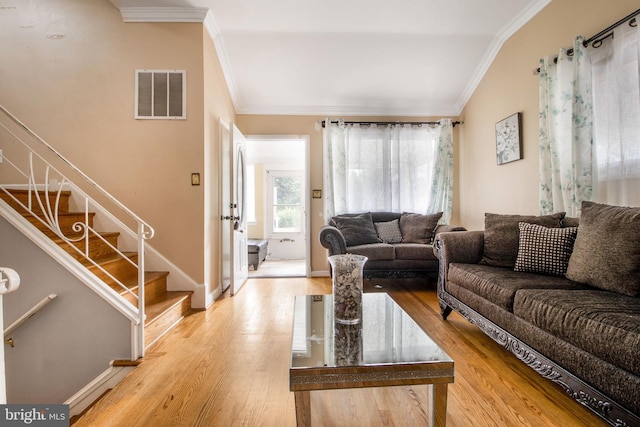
[435,202,640,426]
[319,211,464,278]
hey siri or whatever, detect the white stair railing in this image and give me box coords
[0,104,152,358]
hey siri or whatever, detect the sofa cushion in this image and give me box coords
[394,243,438,261]
[448,263,588,312]
[514,222,578,276]
[331,212,381,246]
[562,216,580,227]
[345,243,395,261]
[374,219,403,243]
[370,212,402,223]
[400,212,443,244]
[513,289,640,377]
[566,201,640,297]
[481,212,565,268]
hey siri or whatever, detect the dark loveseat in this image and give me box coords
[319,211,464,278]
[435,202,640,426]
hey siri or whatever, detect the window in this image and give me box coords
[323,122,454,221]
[135,70,186,119]
[269,171,303,234]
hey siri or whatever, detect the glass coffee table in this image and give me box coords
[290,293,454,426]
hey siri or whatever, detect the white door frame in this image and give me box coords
[246,135,311,277]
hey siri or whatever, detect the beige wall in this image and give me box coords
[0,0,236,292]
[236,115,458,274]
[459,0,640,230]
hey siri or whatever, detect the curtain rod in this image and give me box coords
[321,120,462,128]
[533,8,639,75]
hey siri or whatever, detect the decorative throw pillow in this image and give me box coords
[481,212,565,268]
[331,212,381,247]
[374,219,403,243]
[399,212,443,244]
[566,201,640,297]
[514,222,578,276]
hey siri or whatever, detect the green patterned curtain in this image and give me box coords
[538,36,594,217]
[427,119,454,223]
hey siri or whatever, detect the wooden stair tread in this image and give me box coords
[51,231,120,243]
[118,271,170,291]
[1,189,72,195]
[145,291,192,324]
[85,252,137,267]
[111,271,169,295]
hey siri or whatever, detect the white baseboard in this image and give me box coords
[64,362,136,417]
[311,270,330,277]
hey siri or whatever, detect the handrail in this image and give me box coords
[0,105,152,358]
[4,294,57,337]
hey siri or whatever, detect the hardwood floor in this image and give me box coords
[73,277,607,427]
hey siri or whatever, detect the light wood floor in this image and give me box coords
[73,277,607,427]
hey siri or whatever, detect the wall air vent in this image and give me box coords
[135,70,186,119]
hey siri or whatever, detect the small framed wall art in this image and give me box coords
[495,112,522,165]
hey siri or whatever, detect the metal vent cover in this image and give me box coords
[135,70,186,119]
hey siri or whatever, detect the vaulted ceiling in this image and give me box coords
[112,0,550,117]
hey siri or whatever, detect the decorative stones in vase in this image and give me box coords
[328,254,367,325]
[334,322,362,366]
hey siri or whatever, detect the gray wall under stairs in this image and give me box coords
[0,217,131,404]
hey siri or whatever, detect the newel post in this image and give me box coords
[0,267,21,404]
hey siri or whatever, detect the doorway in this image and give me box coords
[245,136,309,278]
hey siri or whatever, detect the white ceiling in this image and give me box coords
[113,0,550,117]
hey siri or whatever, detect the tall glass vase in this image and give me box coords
[328,254,367,325]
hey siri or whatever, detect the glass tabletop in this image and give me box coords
[291,293,452,369]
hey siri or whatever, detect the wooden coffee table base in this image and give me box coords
[292,384,449,427]
[290,365,453,427]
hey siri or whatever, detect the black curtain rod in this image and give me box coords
[584,9,639,48]
[534,8,639,74]
[321,120,462,128]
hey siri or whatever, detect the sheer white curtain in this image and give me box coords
[539,19,640,214]
[323,120,453,221]
[590,22,640,206]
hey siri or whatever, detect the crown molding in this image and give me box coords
[119,7,209,23]
[203,10,220,38]
[235,103,458,118]
[454,0,551,114]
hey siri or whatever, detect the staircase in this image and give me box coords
[0,188,192,350]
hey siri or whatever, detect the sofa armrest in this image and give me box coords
[318,225,347,256]
[434,230,484,281]
[434,224,467,235]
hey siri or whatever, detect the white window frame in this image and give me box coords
[266,170,305,236]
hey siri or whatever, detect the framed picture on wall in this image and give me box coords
[495,112,522,165]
